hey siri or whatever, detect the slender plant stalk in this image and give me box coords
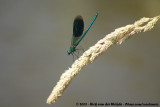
[46,15,160,104]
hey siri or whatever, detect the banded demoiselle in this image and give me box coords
[67,13,98,56]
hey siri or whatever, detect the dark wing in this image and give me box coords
[71,15,84,45]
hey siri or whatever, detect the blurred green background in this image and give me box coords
[0,0,160,107]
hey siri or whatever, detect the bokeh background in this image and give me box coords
[0,0,160,107]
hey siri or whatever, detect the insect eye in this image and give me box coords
[67,50,70,55]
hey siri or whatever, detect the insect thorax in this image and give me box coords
[67,46,75,55]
